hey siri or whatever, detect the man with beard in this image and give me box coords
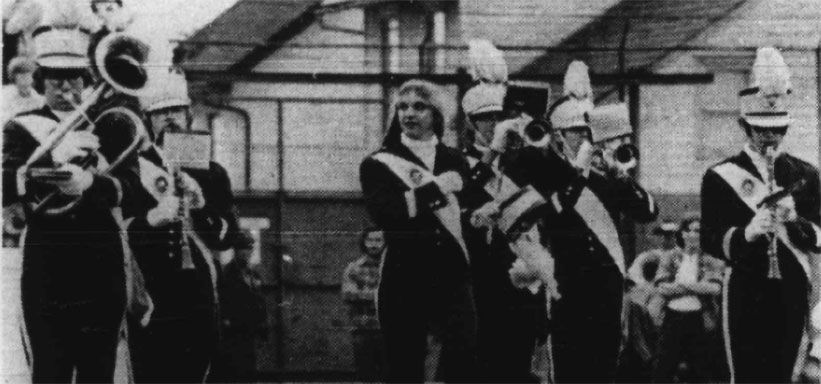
[342,227,387,381]
[127,68,238,383]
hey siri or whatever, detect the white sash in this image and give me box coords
[575,187,626,276]
[13,115,56,144]
[371,152,469,262]
[712,162,813,278]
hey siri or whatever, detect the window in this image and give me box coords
[433,11,446,71]
[386,18,400,73]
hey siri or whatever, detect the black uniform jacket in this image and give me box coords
[359,141,472,317]
[506,146,659,281]
[126,147,238,318]
[3,106,142,306]
[701,151,820,279]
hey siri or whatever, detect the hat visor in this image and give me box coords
[145,98,191,112]
[742,115,792,128]
[36,56,89,69]
[470,104,503,115]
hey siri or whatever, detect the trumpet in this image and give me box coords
[520,118,552,147]
[590,141,639,177]
[18,32,151,216]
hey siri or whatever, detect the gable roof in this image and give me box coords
[516,0,747,77]
[182,0,321,72]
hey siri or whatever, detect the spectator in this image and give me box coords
[618,221,680,383]
[341,227,386,382]
[213,230,267,383]
[653,215,726,383]
[1,56,43,123]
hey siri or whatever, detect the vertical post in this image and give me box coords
[624,82,641,265]
[817,45,821,187]
[813,45,821,332]
[274,99,285,370]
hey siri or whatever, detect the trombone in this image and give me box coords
[18,32,152,216]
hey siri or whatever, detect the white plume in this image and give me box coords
[563,60,593,99]
[467,39,508,83]
[43,0,96,30]
[5,0,43,34]
[752,47,791,96]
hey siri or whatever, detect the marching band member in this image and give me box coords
[521,61,657,383]
[701,47,821,383]
[460,39,548,383]
[2,6,142,382]
[359,79,478,382]
[127,69,238,383]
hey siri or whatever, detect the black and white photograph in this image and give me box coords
[1,0,820,383]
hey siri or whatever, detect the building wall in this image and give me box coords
[253,8,371,73]
[635,0,820,252]
[459,0,618,72]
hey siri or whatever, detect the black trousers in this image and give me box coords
[727,275,807,383]
[551,266,624,383]
[378,278,478,383]
[652,309,711,383]
[129,271,218,383]
[475,298,544,383]
[21,242,126,384]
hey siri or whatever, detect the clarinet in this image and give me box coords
[173,165,196,270]
[765,146,782,280]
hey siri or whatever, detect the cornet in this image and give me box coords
[18,32,151,216]
[591,140,639,176]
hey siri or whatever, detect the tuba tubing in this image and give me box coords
[19,32,151,216]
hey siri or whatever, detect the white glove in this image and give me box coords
[775,195,797,222]
[812,302,821,331]
[509,226,561,300]
[470,201,499,229]
[178,172,206,209]
[54,164,93,196]
[434,171,463,194]
[745,206,774,242]
[490,116,530,153]
[51,131,100,165]
[572,140,595,173]
[508,258,542,291]
[146,195,181,227]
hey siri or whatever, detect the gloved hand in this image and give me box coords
[178,172,206,209]
[509,226,561,300]
[435,171,463,194]
[775,195,797,222]
[146,195,181,227]
[572,140,595,174]
[745,207,774,242]
[51,131,100,165]
[490,115,531,153]
[470,201,499,229]
[508,258,541,290]
[54,163,93,196]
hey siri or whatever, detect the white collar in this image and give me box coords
[401,133,438,149]
[743,143,782,163]
[401,133,438,169]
